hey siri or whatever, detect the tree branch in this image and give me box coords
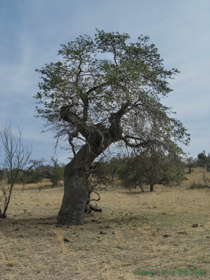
[121,135,155,148]
[85,82,107,95]
[106,101,131,142]
[60,106,88,138]
[81,96,89,122]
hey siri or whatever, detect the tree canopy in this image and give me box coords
[117,147,186,192]
[34,30,190,155]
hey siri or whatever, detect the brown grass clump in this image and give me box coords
[0,168,209,279]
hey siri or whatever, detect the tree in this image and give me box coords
[185,156,196,174]
[49,158,64,187]
[0,123,33,218]
[197,151,207,167]
[206,154,210,172]
[34,30,190,225]
[118,144,186,192]
[22,167,43,184]
[197,151,210,172]
[117,156,145,191]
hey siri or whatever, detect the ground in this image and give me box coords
[0,168,210,280]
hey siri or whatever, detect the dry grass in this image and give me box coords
[0,168,210,280]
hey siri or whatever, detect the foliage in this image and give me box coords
[197,151,207,167]
[117,145,186,191]
[117,156,145,190]
[196,151,210,172]
[23,168,43,183]
[34,29,190,154]
[4,160,64,186]
[5,167,42,184]
[90,156,123,185]
[49,158,64,187]
[185,156,196,174]
[13,161,64,186]
[207,156,210,172]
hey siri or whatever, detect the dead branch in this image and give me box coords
[89,191,100,202]
[89,203,102,212]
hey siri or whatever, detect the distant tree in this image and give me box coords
[117,156,145,191]
[203,164,210,186]
[38,164,53,179]
[93,156,124,183]
[185,156,196,174]
[206,154,210,172]
[34,30,190,225]
[5,166,43,185]
[118,144,185,192]
[24,167,43,184]
[197,151,207,167]
[0,123,33,218]
[49,158,64,187]
[196,151,210,172]
[28,160,64,186]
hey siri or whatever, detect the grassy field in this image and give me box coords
[0,168,210,280]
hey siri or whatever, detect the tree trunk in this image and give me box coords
[57,144,101,225]
[57,103,127,225]
[150,184,154,192]
[57,171,88,225]
[57,139,102,225]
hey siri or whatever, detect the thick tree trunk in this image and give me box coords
[57,103,127,225]
[57,144,101,225]
[57,144,91,225]
[57,171,89,225]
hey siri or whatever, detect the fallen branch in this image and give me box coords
[89,203,102,212]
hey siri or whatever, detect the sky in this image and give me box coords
[0,0,209,164]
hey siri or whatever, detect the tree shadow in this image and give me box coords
[0,216,58,237]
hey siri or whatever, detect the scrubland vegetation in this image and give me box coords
[0,167,209,280]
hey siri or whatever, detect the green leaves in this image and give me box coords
[34,29,189,151]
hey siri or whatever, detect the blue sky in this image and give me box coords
[0,0,209,163]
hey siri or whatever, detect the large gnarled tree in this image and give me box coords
[34,30,190,225]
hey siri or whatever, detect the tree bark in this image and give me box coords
[57,171,88,225]
[57,144,96,225]
[57,103,128,225]
[150,184,154,192]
